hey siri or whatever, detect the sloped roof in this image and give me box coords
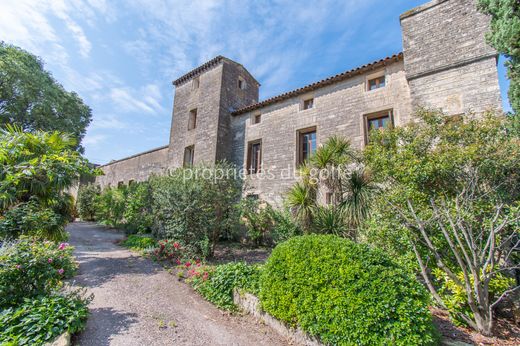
[232,53,403,115]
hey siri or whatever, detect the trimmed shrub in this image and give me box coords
[259,235,437,345]
[0,238,77,308]
[0,290,91,345]
[189,262,262,310]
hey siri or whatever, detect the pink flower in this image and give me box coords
[58,269,65,275]
[173,242,180,249]
[203,272,209,281]
[175,259,181,265]
[58,243,69,250]
[48,258,53,263]
[185,261,191,268]
[15,265,21,269]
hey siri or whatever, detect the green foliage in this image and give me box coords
[150,162,242,257]
[311,205,350,236]
[123,181,153,233]
[433,269,515,327]
[77,184,99,221]
[0,125,96,240]
[95,186,127,228]
[478,0,520,113]
[0,290,91,345]
[121,234,155,252]
[268,207,302,244]
[189,262,262,311]
[0,238,77,308]
[0,42,92,151]
[259,235,437,345]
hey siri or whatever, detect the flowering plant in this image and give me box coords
[0,237,78,308]
[149,239,196,265]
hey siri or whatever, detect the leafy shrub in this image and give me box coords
[239,198,274,246]
[0,290,91,345]
[0,238,77,308]
[148,239,195,264]
[150,162,242,257]
[123,181,153,233]
[189,262,262,310]
[259,235,437,345]
[95,186,126,227]
[77,184,99,221]
[120,234,155,252]
[269,207,301,244]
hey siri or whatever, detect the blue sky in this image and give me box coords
[0,0,512,164]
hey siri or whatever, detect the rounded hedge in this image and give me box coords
[259,235,437,345]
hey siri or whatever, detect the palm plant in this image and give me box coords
[285,181,316,233]
[311,205,349,236]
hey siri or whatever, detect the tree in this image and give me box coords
[478,0,520,113]
[364,109,520,336]
[0,125,97,239]
[0,42,92,151]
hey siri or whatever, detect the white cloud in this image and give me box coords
[82,133,107,146]
[109,84,166,115]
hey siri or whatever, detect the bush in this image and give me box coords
[148,239,195,264]
[189,262,262,310]
[150,162,241,257]
[259,235,437,345]
[0,238,77,308]
[120,234,155,252]
[77,184,99,221]
[269,207,301,244]
[0,290,91,345]
[95,186,126,227]
[123,182,153,233]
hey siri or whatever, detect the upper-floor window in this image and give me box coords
[238,76,246,90]
[247,140,262,174]
[183,145,194,167]
[188,109,197,130]
[193,77,200,89]
[364,109,393,143]
[302,98,314,110]
[252,113,261,124]
[367,75,385,91]
[298,127,316,165]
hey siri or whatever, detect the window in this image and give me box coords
[252,113,261,124]
[364,109,393,143]
[247,140,262,174]
[193,77,200,89]
[188,109,197,130]
[302,98,314,110]
[325,192,333,205]
[367,75,385,91]
[183,145,194,167]
[238,76,246,90]
[298,127,317,165]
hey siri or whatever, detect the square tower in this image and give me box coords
[168,56,259,168]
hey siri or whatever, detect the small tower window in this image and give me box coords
[367,75,385,91]
[188,109,197,130]
[238,76,246,90]
[193,77,200,89]
[183,145,194,167]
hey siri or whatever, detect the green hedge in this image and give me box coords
[259,235,437,345]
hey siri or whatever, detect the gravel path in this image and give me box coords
[67,222,290,346]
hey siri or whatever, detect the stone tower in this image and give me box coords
[400,0,502,114]
[168,56,259,168]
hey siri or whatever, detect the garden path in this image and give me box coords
[67,222,289,346]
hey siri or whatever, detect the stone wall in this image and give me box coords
[238,59,413,205]
[95,146,169,188]
[401,0,501,113]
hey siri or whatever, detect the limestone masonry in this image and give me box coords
[95,0,502,205]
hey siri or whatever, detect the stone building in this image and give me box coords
[95,0,502,205]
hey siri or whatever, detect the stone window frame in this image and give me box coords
[246,139,262,175]
[192,77,200,90]
[299,94,315,111]
[251,112,261,125]
[366,69,386,92]
[188,108,197,130]
[363,109,394,144]
[296,126,317,166]
[238,76,246,90]
[183,145,195,167]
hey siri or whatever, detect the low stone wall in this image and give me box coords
[233,290,322,346]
